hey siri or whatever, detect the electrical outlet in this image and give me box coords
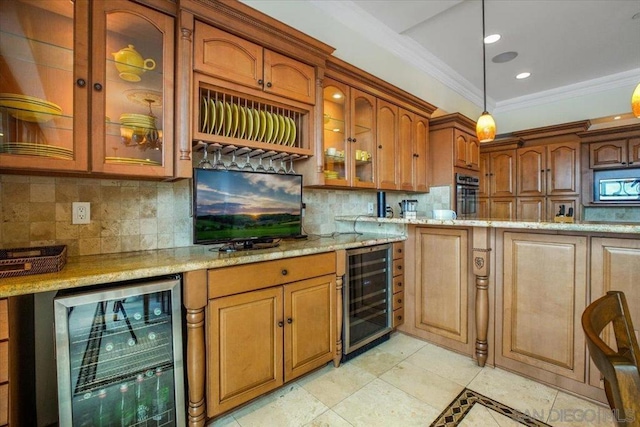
[367,202,375,215]
[72,202,90,225]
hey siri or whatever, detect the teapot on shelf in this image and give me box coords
[111,45,156,82]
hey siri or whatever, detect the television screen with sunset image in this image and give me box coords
[193,169,303,244]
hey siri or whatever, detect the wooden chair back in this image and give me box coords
[582,291,640,426]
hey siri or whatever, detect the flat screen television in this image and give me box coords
[193,168,303,245]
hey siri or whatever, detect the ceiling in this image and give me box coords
[319,0,640,115]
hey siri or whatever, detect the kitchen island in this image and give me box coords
[337,215,640,404]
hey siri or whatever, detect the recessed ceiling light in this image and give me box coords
[516,72,531,80]
[492,51,518,63]
[484,34,501,44]
[332,93,342,99]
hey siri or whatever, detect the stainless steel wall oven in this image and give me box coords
[343,244,392,360]
[455,173,480,219]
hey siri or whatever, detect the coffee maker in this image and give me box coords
[399,199,418,219]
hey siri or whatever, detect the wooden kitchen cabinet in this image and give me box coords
[322,79,376,188]
[479,196,515,220]
[194,22,315,105]
[517,142,580,196]
[392,242,405,328]
[206,253,336,417]
[399,227,474,355]
[0,0,176,178]
[484,150,517,197]
[0,299,6,427]
[589,138,640,169]
[454,130,480,172]
[376,99,399,190]
[589,237,640,391]
[398,109,430,192]
[496,231,588,387]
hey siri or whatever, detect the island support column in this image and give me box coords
[472,228,491,367]
[183,270,208,426]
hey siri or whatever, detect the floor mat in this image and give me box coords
[430,388,553,427]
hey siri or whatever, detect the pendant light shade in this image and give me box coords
[476,0,496,142]
[476,111,496,143]
[632,82,640,118]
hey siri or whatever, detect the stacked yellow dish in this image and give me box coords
[0,142,73,159]
[324,170,339,180]
[0,93,62,123]
[120,113,156,129]
[105,156,161,166]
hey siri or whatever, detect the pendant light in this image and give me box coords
[476,0,496,142]
[632,81,640,118]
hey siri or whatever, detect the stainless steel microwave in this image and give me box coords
[594,168,640,202]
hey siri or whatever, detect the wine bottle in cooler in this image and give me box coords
[117,382,135,427]
[152,366,168,423]
[135,373,150,426]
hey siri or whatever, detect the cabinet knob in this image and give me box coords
[281,269,288,276]
[76,78,86,88]
[397,298,402,304]
[378,145,383,149]
[397,315,403,321]
[629,161,634,165]
[287,318,293,324]
[546,169,551,172]
[278,321,284,327]
[266,82,272,88]
[397,248,402,254]
[347,137,353,142]
[397,265,402,271]
[540,169,545,173]
[352,138,357,142]
[622,161,627,165]
[257,79,264,85]
[397,282,403,287]
[93,83,103,92]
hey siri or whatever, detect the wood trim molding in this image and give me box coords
[429,113,477,132]
[578,123,640,142]
[510,120,591,140]
[180,0,335,67]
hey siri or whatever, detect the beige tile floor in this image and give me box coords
[208,332,616,427]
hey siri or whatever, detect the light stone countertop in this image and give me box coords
[336,215,640,234]
[0,233,405,298]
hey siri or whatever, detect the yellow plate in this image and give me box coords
[281,116,290,145]
[231,104,239,138]
[200,97,208,132]
[287,117,296,146]
[0,94,62,123]
[277,115,286,144]
[264,111,274,143]
[253,109,261,141]
[216,101,225,135]
[238,106,247,139]
[105,156,161,166]
[258,110,267,141]
[245,108,254,140]
[224,103,232,137]
[209,99,216,135]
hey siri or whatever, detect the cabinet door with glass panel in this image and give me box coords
[91,0,174,177]
[0,0,88,172]
[323,79,376,188]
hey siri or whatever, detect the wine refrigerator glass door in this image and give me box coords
[54,277,185,427]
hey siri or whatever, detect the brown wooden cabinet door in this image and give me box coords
[264,50,315,104]
[547,142,579,195]
[352,89,377,188]
[628,138,640,166]
[284,275,335,382]
[589,237,640,388]
[208,287,284,416]
[467,136,480,171]
[454,130,469,169]
[414,115,430,193]
[376,99,398,190]
[490,150,516,197]
[194,22,263,89]
[398,108,415,191]
[516,197,545,221]
[478,197,490,218]
[478,153,490,198]
[413,227,471,354]
[589,140,626,169]
[490,197,515,220]
[323,79,349,185]
[517,146,545,197]
[498,232,587,383]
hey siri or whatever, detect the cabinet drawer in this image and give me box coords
[392,291,404,311]
[0,300,6,340]
[209,252,336,298]
[0,383,6,426]
[0,341,6,384]
[392,242,404,260]
[393,307,404,328]
[393,259,404,277]
[393,275,404,294]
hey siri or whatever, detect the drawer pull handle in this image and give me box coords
[397,298,402,304]
[287,318,293,324]
[397,265,402,270]
[278,321,284,327]
[397,282,402,287]
[266,82,273,88]
[258,79,264,85]
[397,315,403,321]
[76,78,86,87]
[93,82,103,91]
[281,269,288,276]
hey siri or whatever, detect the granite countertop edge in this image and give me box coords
[0,233,405,298]
[336,216,640,234]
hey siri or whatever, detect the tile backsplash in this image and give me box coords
[0,173,452,256]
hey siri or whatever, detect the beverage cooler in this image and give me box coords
[54,276,185,426]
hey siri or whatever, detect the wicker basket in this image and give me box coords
[0,245,67,278]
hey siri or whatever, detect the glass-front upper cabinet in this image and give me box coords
[322,78,376,188]
[0,0,174,177]
[92,0,174,177]
[0,0,87,172]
